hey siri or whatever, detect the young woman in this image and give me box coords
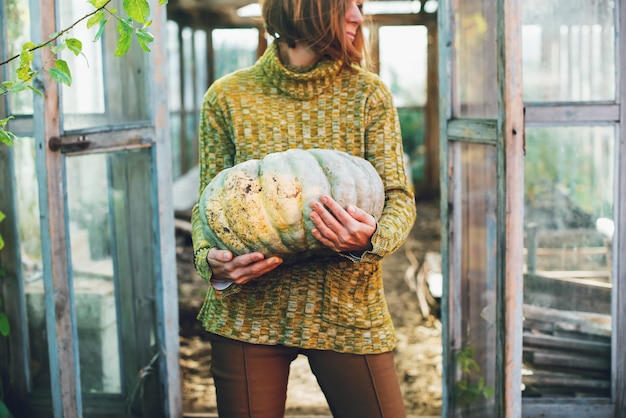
[190,0,417,416]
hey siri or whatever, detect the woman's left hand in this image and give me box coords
[309,194,377,253]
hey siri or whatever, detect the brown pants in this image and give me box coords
[207,333,407,418]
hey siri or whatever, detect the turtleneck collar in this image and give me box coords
[259,43,344,101]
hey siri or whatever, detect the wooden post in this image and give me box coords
[33,0,81,415]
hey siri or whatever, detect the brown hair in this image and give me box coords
[261,0,368,67]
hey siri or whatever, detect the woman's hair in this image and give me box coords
[261,0,368,67]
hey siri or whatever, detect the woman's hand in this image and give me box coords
[207,248,283,285]
[309,194,377,253]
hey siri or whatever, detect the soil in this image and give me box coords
[177,199,443,417]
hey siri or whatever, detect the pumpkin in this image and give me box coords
[198,148,385,260]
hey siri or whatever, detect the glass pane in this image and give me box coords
[15,138,49,391]
[66,154,122,394]
[379,25,428,107]
[523,126,614,398]
[522,0,615,102]
[58,0,149,131]
[5,0,33,115]
[213,28,259,80]
[453,0,497,118]
[451,142,497,416]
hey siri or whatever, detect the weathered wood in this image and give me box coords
[524,273,611,315]
[523,402,614,417]
[523,304,611,337]
[35,0,80,415]
[524,104,620,124]
[525,349,610,373]
[523,374,610,391]
[523,332,610,355]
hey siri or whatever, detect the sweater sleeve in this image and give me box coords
[359,80,417,262]
[191,86,240,294]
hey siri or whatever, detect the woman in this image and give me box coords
[190,0,417,416]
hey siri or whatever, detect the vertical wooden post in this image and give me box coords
[150,1,183,416]
[425,19,440,198]
[615,0,626,415]
[32,0,82,415]
[497,0,524,416]
[178,26,189,174]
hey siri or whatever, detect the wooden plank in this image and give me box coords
[522,401,613,417]
[437,0,453,415]
[523,374,610,391]
[150,1,183,415]
[523,332,610,354]
[526,349,610,372]
[447,118,498,144]
[525,104,620,124]
[533,271,610,280]
[35,0,81,415]
[57,127,154,155]
[500,0,525,416]
[524,274,611,315]
[424,20,440,197]
[615,2,626,415]
[523,304,611,337]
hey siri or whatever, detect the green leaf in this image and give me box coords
[66,38,83,56]
[124,0,150,23]
[21,41,36,53]
[50,43,65,54]
[0,117,16,147]
[28,85,44,98]
[94,20,108,42]
[49,59,72,86]
[87,10,106,29]
[0,235,4,251]
[136,29,154,52]
[115,19,134,56]
[89,0,109,8]
[0,210,5,223]
[0,129,15,147]
[0,312,9,337]
[159,0,168,5]
[4,81,27,94]
[482,386,495,398]
[0,116,14,127]
[0,400,10,418]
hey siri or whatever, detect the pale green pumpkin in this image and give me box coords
[198,148,384,260]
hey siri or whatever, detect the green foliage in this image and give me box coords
[0,0,169,140]
[0,300,8,337]
[0,211,4,251]
[455,346,495,407]
[0,118,15,146]
[397,108,425,184]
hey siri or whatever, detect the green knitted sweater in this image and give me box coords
[191,43,416,354]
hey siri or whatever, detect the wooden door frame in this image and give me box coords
[438,0,524,416]
[0,0,182,416]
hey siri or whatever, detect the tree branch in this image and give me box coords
[0,0,111,68]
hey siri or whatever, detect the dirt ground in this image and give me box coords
[177,199,443,417]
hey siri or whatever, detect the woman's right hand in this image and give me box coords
[207,248,283,285]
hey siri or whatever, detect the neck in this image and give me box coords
[278,42,320,67]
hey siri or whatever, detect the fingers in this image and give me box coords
[346,204,377,228]
[208,247,233,263]
[207,248,283,285]
[309,195,376,252]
